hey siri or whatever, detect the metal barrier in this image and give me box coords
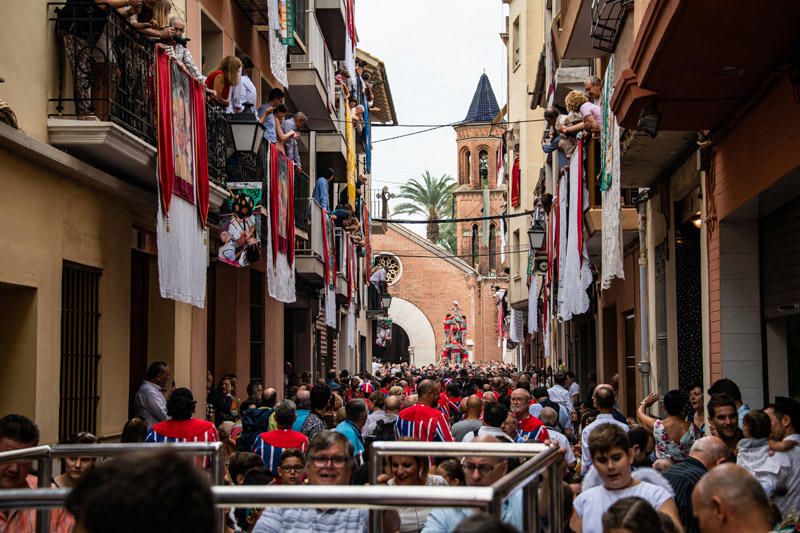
[0,441,564,533]
[0,442,224,533]
[368,440,565,533]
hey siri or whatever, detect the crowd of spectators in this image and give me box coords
[2,359,798,533]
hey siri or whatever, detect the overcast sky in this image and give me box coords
[356,1,507,216]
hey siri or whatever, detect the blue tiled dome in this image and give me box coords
[463,73,500,123]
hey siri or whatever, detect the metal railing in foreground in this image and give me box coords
[0,442,224,533]
[369,440,565,533]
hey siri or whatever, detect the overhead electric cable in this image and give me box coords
[373,211,531,224]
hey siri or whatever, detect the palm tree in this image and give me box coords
[393,171,455,244]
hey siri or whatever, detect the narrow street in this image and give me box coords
[0,1,798,532]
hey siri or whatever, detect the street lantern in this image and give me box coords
[528,218,546,250]
[227,103,265,154]
[381,292,393,310]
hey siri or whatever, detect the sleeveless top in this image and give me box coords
[653,418,701,462]
[205,70,230,99]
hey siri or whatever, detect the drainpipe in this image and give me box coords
[638,192,651,397]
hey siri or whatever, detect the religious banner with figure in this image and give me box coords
[218,183,262,268]
[345,104,357,206]
[266,144,296,303]
[155,46,209,308]
[321,209,337,328]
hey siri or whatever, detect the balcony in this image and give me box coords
[552,0,607,61]
[580,138,639,261]
[287,13,336,131]
[610,0,800,131]
[618,129,694,188]
[48,4,156,185]
[552,59,591,110]
[314,0,347,60]
[295,199,325,286]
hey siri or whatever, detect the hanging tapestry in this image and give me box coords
[601,56,625,289]
[264,145,296,303]
[345,103,357,206]
[528,275,539,334]
[267,0,288,88]
[558,141,593,321]
[363,201,372,267]
[269,144,295,264]
[218,183,262,268]
[510,156,521,207]
[346,302,356,349]
[509,308,524,343]
[500,201,507,263]
[376,318,392,348]
[321,208,337,328]
[363,95,372,174]
[279,0,294,46]
[496,138,505,187]
[155,46,209,308]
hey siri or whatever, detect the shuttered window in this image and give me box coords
[59,262,101,441]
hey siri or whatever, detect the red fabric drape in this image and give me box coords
[322,208,331,286]
[191,77,209,227]
[287,161,295,265]
[270,143,280,266]
[576,141,584,261]
[510,156,521,207]
[156,48,175,215]
[270,146,294,266]
[363,202,371,266]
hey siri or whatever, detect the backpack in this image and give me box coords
[373,418,397,442]
[237,407,273,452]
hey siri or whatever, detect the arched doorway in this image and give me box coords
[386,297,437,366]
[372,322,411,364]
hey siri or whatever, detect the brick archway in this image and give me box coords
[387,297,437,367]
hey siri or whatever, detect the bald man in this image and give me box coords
[663,436,729,533]
[422,436,522,533]
[691,463,772,533]
[292,390,312,432]
[396,380,453,442]
[363,394,401,438]
[452,396,483,442]
[510,388,548,442]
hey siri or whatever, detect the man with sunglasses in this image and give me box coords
[253,431,399,532]
[422,435,523,532]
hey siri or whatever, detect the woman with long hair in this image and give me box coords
[687,383,706,435]
[205,55,242,109]
[53,432,99,489]
[209,376,240,426]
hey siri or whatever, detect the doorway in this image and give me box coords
[372,322,411,364]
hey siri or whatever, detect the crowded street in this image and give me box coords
[1,0,800,532]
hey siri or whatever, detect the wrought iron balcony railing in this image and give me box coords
[206,103,229,187]
[50,2,156,145]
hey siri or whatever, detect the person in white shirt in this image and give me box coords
[581,385,629,474]
[764,397,800,517]
[570,425,681,533]
[565,371,580,404]
[548,372,574,420]
[227,55,257,114]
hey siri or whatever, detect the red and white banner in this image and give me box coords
[266,144,296,303]
[155,46,209,308]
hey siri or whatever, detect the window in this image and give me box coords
[512,17,520,69]
[60,262,101,441]
[250,270,264,382]
[375,254,403,285]
[471,225,479,268]
[461,149,472,185]
[489,223,497,271]
[479,150,489,185]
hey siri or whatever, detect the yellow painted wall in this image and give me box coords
[0,148,138,442]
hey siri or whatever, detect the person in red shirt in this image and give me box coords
[252,400,309,474]
[396,380,454,442]
[510,388,548,442]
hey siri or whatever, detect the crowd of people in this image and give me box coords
[1,359,799,533]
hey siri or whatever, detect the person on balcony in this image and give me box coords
[205,55,242,109]
[229,54,257,113]
[556,91,588,161]
[56,0,140,117]
[257,87,286,143]
[162,17,203,81]
[128,0,175,41]
[312,167,335,211]
[282,111,308,169]
[272,104,299,154]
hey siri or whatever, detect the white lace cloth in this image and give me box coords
[601,57,625,289]
[558,147,592,321]
[157,195,208,308]
[268,0,288,88]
